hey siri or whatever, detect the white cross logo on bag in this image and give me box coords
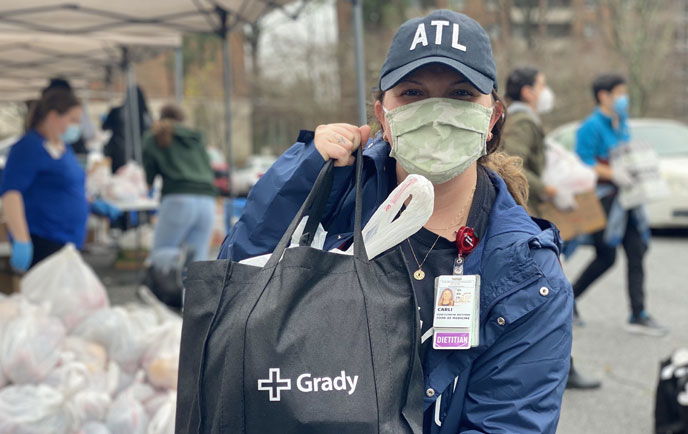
[258,368,292,402]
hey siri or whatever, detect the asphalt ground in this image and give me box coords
[557,231,688,434]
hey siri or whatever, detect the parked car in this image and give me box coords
[231,155,277,197]
[545,118,688,228]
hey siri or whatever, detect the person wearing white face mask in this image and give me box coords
[502,66,559,217]
[219,10,572,433]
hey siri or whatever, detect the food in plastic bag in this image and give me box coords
[73,307,143,373]
[21,244,109,331]
[105,161,149,202]
[0,384,78,434]
[140,321,182,390]
[542,142,597,209]
[1,308,66,384]
[72,390,112,423]
[106,391,149,434]
[64,336,108,374]
[0,295,22,388]
[78,421,112,434]
[146,393,176,434]
[42,356,112,422]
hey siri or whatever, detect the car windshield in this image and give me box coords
[631,123,688,158]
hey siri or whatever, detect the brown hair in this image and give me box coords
[373,89,529,207]
[153,103,186,148]
[27,88,80,131]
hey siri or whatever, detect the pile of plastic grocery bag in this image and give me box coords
[0,245,179,434]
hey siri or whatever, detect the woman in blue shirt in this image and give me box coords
[1,88,88,271]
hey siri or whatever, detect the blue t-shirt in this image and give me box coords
[575,107,631,166]
[0,130,88,247]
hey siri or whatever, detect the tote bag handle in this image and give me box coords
[264,146,369,270]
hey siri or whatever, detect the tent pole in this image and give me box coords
[175,46,184,104]
[352,0,367,126]
[121,48,134,164]
[127,61,143,165]
[220,14,235,226]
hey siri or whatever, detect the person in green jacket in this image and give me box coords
[502,66,558,218]
[502,67,602,391]
[143,104,217,262]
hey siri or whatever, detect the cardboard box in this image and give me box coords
[538,191,607,241]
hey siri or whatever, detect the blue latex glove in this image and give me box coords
[92,198,123,221]
[10,240,33,272]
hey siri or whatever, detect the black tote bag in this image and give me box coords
[176,148,424,434]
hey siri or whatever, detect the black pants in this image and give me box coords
[572,195,647,317]
[30,234,65,269]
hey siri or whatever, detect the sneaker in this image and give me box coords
[625,313,669,337]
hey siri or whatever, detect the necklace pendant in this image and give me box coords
[413,269,425,280]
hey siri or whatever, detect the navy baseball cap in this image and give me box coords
[379,10,497,94]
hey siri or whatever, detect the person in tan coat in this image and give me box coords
[502,66,602,390]
[502,66,557,217]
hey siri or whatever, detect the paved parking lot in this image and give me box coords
[557,233,688,434]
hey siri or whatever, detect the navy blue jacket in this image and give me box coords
[219,131,573,433]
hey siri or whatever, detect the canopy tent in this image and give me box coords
[0,32,180,101]
[0,1,312,201]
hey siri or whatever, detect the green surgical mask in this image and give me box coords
[384,97,493,184]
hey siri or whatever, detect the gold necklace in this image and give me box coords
[407,235,441,280]
[408,182,477,280]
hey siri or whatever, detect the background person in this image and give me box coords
[103,85,151,174]
[0,89,87,271]
[502,66,602,390]
[502,66,559,216]
[142,103,217,263]
[571,73,666,336]
[219,10,572,433]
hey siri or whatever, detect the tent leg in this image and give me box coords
[353,0,367,126]
[126,62,143,165]
[175,46,184,104]
[222,31,235,225]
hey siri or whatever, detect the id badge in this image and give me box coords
[432,275,481,350]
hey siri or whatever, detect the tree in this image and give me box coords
[601,0,678,116]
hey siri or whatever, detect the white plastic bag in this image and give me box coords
[106,391,149,434]
[1,306,66,384]
[78,421,112,434]
[21,244,109,331]
[239,174,434,265]
[140,320,182,390]
[0,384,78,434]
[72,307,144,373]
[105,161,148,202]
[542,142,597,209]
[146,393,176,434]
[0,295,22,388]
[64,337,108,374]
[347,174,434,259]
[43,356,112,422]
[239,216,327,267]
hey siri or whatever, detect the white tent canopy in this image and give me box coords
[0,1,302,35]
[0,0,307,194]
[0,32,180,99]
